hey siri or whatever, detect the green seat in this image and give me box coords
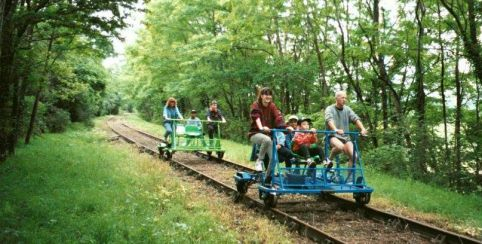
[185,124,202,137]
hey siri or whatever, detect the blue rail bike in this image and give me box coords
[234,129,373,208]
[158,119,225,160]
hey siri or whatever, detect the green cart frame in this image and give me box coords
[158,119,225,160]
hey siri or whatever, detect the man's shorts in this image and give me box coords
[330,135,351,144]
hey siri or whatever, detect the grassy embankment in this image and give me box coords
[124,113,482,238]
[0,121,239,243]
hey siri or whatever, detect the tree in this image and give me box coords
[0,0,137,160]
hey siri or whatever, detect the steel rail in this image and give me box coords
[121,123,162,142]
[112,122,482,244]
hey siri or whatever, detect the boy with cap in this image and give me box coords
[292,118,330,169]
[186,110,202,128]
[185,110,204,147]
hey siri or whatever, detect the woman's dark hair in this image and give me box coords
[257,87,273,104]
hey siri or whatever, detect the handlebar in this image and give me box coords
[168,118,226,123]
[269,128,363,135]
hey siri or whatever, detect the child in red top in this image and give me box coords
[292,118,327,168]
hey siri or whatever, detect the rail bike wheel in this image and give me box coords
[353,176,370,205]
[354,192,371,206]
[233,181,248,203]
[233,191,243,203]
[236,181,249,194]
[317,191,333,201]
[217,151,224,159]
[263,194,278,208]
[159,148,164,159]
[161,150,172,160]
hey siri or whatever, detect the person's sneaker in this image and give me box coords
[323,159,333,169]
[289,157,297,166]
[306,158,315,167]
[254,160,263,171]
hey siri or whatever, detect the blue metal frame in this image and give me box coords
[257,129,373,196]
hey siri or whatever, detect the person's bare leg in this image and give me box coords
[344,142,354,182]
[329,137,344,161]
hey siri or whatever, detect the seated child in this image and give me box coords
[292,118,331,168]
[275,131,298,169]
[185,110,204,146]
[285,115,298,149]
[186,110,202,129]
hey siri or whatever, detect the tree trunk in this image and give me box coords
[476,76,480,123]
[9,20,33,153]
[8,70,20,154]
[454,43,462,190]
[0,0,16,161]
[370,77,379,147]
[415,0,425,126]
[437,2,450,163]
[414,0,427,176]
[303,83,309,112]
[0,0,7,50]
[274,15,283,57]
[283,82,290,113]
[370,0,388,130]
[25,31,54,144]
[475,75,481,186]
[305,7,327,108]
[221,88,235,119]
[25,88,41,144]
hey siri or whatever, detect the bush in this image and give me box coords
[364,144,410,178]
[45,107,71,133]
[218,118,248,144]
[124,101,134,113]
[100,92,122,115]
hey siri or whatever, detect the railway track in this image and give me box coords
[107,118,481,243]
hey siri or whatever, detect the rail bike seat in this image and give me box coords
[175,124,186,136]
[184,124,203,137]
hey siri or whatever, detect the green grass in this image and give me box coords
[0,121,237,243]
[365,168,482,235]
[123,113,482,237]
